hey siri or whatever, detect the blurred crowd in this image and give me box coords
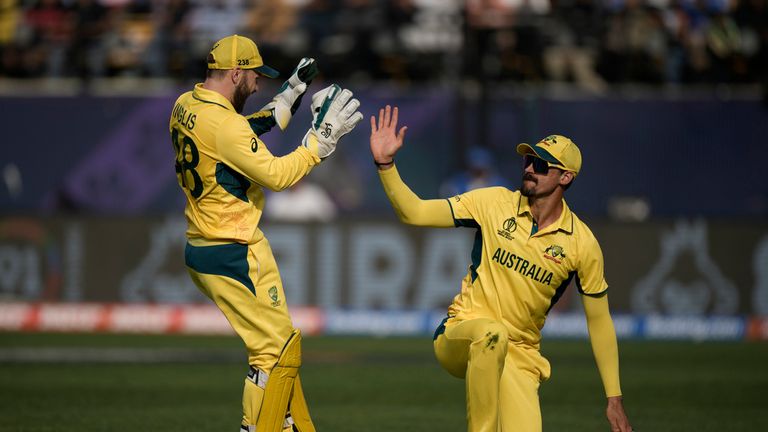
[0,0,766,87]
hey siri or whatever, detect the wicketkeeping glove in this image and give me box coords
[259,57,319,131]
[302,84,364,159]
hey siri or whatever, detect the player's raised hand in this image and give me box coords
[262,57,319,131]
[370,105,407,168]
[302,84,363,159]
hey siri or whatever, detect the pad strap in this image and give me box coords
[246,366,269,390]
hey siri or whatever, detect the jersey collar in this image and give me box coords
[192,83,236,112]
[517,194,574,235]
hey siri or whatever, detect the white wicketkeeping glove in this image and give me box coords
[260,57,318,130]
[302,84,364,159]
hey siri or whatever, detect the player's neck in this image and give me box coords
[202,79,235,107]
[528,193,564,231]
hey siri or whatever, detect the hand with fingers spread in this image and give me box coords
[370,105,408,170]
[302,84,363,159]
[606,396,633,432]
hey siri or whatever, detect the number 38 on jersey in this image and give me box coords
[171,128,203,198]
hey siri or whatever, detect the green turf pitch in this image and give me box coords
[0,333,766,431]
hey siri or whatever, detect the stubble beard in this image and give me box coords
[232,80,250,113]
[521,173,537,197]
[521,185,535,197]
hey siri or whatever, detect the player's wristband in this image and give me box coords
[374,159,394,168]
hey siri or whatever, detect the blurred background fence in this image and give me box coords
[1,0,767,341]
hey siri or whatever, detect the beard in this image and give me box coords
[232,80,251,113]
[521,173,537,197]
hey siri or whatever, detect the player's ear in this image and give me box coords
[230,68,241,85]
[559,171,574,187]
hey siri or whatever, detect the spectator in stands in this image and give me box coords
[599,0,668,83]
[0,0,765,88]
[144,0,193,78]
[545,0,608,91]
[69,0,109,79]
[24,0,72,77]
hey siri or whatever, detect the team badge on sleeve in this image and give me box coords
[268,286,282,307]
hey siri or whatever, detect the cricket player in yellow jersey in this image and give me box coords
[369,106,633,432]
[169,35,363,432]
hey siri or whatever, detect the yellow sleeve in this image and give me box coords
[576,229,609,296]
[217,116,320,192]
[583,293,622,397]
[378,165,454,227]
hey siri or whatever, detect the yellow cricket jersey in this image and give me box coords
[169,84,320,244]
[447,187,608,349]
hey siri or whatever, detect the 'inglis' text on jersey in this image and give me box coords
[172,102,196,130]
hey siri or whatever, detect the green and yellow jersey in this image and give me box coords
[379,166,621,395]
[169,84,320,245]
[446,187,608,348]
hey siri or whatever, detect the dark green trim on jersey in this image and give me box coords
[454,218,479,229]
[192,94,230,111]
[433,316,450,340]
[247,112,276,136]
[531,220,539,236]
[546,271,576,314]
[215,162,251,202]
[453,218,482,282]
[446,199,457,222]
[469,229,483,282]
[577,275,609,297]
[185,242,256,296]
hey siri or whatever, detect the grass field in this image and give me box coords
[0,333,766,431]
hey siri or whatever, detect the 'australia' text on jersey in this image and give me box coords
[491,247,554,286]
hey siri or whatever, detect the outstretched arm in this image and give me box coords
[583,293,633,432]
[371,106,453,227]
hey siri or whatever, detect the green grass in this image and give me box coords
[0,333,766,431]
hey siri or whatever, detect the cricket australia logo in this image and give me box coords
[540,135,557,146]
[497,217,517,240]
[321,122,333,138]
[543,244,566,264]
[268,286,281,307]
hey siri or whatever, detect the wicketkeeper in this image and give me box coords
[169,35,363,432]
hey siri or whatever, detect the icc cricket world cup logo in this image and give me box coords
[497,217,517,240]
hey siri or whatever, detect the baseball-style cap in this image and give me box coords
[516,134,582,175]
[206,34,279,78]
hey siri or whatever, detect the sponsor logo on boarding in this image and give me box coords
[497,217,517,240]
[268,286,281,307]
[543,244,566,264]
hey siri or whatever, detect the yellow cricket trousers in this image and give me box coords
[185,237,297,428]
[434,317,549,432]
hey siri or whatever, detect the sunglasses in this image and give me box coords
[523,155,558,174]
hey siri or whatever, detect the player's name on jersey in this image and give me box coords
[491,247,554,286]
[172,102,196,131]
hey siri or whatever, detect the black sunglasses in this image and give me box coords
[523,155,553,174]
